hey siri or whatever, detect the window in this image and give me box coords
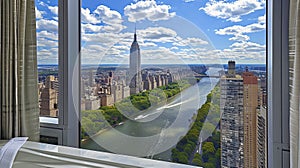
[3,0,294,167]
[35,0,62,144]
[35,0,59,119]
[79,0,266,167]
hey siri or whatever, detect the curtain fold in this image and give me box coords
[290,0,300,167]
[0,0,39,141]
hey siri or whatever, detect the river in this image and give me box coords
[81,68,220,161]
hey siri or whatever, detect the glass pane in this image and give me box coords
[80,1,266,167]
[35,0,59,119]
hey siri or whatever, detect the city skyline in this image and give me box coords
[35,0,266,65]
[38,59,267,167]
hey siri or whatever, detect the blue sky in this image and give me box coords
[35,0,266,64]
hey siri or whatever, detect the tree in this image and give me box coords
[212,131,221,149]
[215,148,221,167]
[202,142,216,154]
[183,143,193,155]
[177,152,188,164]
[171,148,180,162]
[192,153,203,166]
[203,162,215,168]
[191,158,203,166]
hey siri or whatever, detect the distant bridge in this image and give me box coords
[194,75,220,78]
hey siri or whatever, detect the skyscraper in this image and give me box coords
[220,61,244,168]
[129,29,142,95]
[242,68,259,168]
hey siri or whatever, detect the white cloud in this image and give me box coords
[81,25,212,64]
[36,19,58,32]
[141,47,179,61]
[37,31,58,41]
[37,37,58,47]
[82,32,131,49]
[173,37,208,47]
[48,6,58,15]
[94,5,123,25]
[82,24,103,33]
[258,14,266,24]
[200,0,265,22]
[81,8,100,24]
[139,27,177,43]
[229,34,250,41]
[230,41,265,52]
[35,7,44,19]
[37,48,58,63]
[140,42,157,47]
[183,0,195,2]
[39,1,47,6]
[124,0,175,22]
[216,23,265,34]
[81,5,125,33]
[102,24,126,33]
[81,35,266,64]
[215,18,265,42]
[170,46,179,50]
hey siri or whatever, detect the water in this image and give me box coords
[82,68,220,160]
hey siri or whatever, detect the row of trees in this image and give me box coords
[171,93,212,165]
[201,130,221,168]
[171,85,221,167]
[81,80,191,139]
[201,86,221,167]
[200,86,221,167]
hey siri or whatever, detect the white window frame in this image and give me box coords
[267,0,290,167]
[40,0,81,148]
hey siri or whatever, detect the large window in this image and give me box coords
[79,0,266,167]
[35,0,59,119]
[35,0,60,145]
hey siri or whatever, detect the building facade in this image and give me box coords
[243,68,259,168]
[129,31,142,95]
[220,61,244,168]
[40,75,59,117]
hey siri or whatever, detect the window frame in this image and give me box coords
[59,0,81,147]
[40,0,81,147]
[267,0,290,167]
[39,0,292,166]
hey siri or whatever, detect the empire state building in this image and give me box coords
[129,30,142,95]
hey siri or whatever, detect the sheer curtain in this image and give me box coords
[0,0,39,141]
[290,0,300,167]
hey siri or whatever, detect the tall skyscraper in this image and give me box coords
[220,61,244,168]
[129,29,142,95]
[242,68,259,168]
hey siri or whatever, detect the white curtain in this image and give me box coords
[290,0,300,167]
[0,0,39,141]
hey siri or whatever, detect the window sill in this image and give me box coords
[0,141,199,168]
[40,117,59,125]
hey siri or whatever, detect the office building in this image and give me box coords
[129,30,142,95]
[243,68,259,168]
[40,75,59,117]
[220,61,244,168]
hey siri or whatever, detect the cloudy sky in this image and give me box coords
[35,0,266,65]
